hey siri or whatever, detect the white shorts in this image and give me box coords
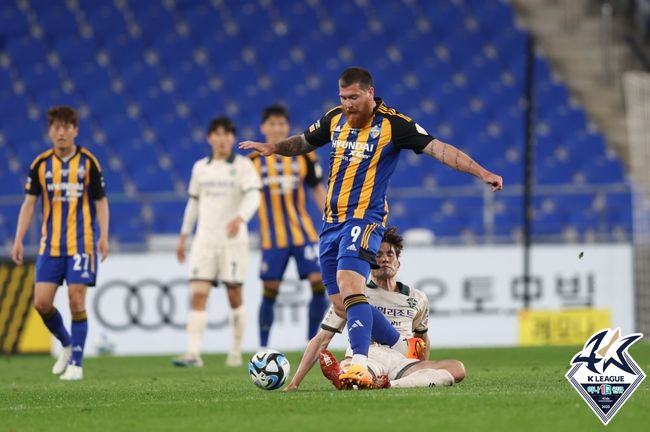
[367,345,419,380]
[189,243,248,285]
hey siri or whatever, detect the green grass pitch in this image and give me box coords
[2,344,649,431]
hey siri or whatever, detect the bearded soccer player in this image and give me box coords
[11,106,109,381]
[285,227,465,391]
[240,67,502,388]
[250,105,329,348]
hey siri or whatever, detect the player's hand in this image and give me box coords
[282,382,299,392]
[11,242,23,265]
[238,141,277,156]
[98,236,109,262]
[226,216,243,238]
[176,240,186,263]
[482,171,503,192]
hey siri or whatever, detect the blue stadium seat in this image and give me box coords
[0,0,632,244]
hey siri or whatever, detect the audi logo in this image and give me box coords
[92,279,228,331]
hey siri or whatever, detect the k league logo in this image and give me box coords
[565,328,645,425]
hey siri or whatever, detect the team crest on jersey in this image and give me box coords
[45,170,53,179]
[565,328,645,425]
[370,124,381,139]
[333,125,342,133]
[406,298,418,308]
[77,165,86,180]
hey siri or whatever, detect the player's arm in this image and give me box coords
[284,329,336,391]
[89,157,109,261]
[423,139,503,191]
[95,197,109,262]
[416,332,431,360]
[178,197,198,263]
[239,134,316,157]
[304,154,326,212]
[227,159,262,238]
[240,109,338,157]
[11,195,38,265]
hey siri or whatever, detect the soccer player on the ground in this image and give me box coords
[173,117,261,367]
[11,106,109,381]
[241,67,502,388]
[250,105,329,348]
[284,227,465,391]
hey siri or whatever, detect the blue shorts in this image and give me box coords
[260,243,320,281]
[35,254,98,287]
[319,219,385,296]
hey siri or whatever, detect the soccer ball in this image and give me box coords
[95,333,115,356]
[248,350,291,390]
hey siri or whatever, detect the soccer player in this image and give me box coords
[174,117,261,367]
[240,67,502,388]
[11,106,109,381]
[250,105,329,348]
[284,227,465,391]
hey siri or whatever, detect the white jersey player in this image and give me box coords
[173,117,261,367]
[285,227,466,390]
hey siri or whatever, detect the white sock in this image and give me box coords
[390,368,454,388]
[229,305,246,354]
[391,337,408,356]
[350,354,368,369]
[187,310,208,356]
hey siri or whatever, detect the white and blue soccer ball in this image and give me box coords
[248,350,291,390]
[95,333,116,356]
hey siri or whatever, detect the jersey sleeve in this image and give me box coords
[303,153,323,188]
[88,158,106,200]
[320,305,346,334]
[187,162,200,198]
[413,292,429,335]
[303,107,341,147]
[239,157,262,191]
[24,161,42,196]
[390,114,435,154]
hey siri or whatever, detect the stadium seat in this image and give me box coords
[0,0,632,246]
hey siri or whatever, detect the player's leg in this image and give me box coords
[59,283,88,380]
[295,242,328,339]
[223,244,248,366]
[224,282,244,366]
[182,281,211,366]
[388,360,463,388]
[60,253,97,380]
[173,247,215,367]
[33,255,71,374]
[258,247,290,348]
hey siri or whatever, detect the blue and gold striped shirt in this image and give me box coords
[250,154,322,249]
[304,98,434,225]
[25,146,106,256]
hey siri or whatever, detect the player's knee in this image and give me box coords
[33,297,53,314]
[191,291,209,310]
[450,360,466,383]
[68,295,86,314]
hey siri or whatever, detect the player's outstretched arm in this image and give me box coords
[11,195,37,265]
[283,330,335,392]
[423,139,503,191]
[240,134,316,157]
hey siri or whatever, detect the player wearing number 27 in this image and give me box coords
[240,67,503,388]
[11,106,110,381]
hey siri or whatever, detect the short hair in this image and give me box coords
[261,104,290,123]
[382,226,404,258]
[207,116,236,135]
[47,106,78,127]
[339,67,373,90]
